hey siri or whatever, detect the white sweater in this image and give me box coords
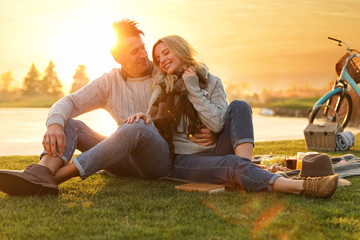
[46,67,157,128]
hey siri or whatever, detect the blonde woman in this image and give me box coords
[125,35,338,198]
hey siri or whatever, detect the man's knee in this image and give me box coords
[64,119,88,135]
[64,119,75,131]
[65,119,81,129]
[116,119,155,137]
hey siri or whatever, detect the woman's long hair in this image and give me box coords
[152,35,205,92]
[150,35,208,158]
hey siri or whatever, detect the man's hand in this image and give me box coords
[42,124,66,157]
[190,125,218,146]
[124,112,152,124]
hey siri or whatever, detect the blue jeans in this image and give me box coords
[41,119,171,180]
[173,100,279,191]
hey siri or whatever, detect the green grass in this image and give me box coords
[0,97,60,108]
[269,97,319,111]
[1,137,360,240]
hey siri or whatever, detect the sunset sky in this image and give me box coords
[1,0,360,94]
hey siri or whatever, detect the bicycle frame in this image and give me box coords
[312,46,360,109]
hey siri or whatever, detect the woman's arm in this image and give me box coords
[183,72,228,133]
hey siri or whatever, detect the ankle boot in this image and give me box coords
[301,174,338,198]
[0,164,59,196]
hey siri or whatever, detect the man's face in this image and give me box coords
[112,35,150,77]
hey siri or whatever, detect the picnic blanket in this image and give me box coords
[253,154,360,179]
[335,131,355,151]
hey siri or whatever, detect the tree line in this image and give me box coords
[224,79,330,107]
[1,60,331,106]
[0,60,90,101]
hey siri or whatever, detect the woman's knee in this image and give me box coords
[228,100,252,114]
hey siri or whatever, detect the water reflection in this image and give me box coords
[0,108,358,156]
[0,108,117,156]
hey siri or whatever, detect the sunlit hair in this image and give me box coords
[111,19,144,62]
[112,19,144,38]
[152,35,205,92]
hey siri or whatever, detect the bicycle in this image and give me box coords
[309,37,360,128]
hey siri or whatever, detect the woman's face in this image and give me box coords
[154,42,182,75]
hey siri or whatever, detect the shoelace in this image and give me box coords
[25,164,34,170]
[304,176,323,194]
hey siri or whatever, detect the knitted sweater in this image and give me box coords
[46,67,157,128]
[147,72,228,155]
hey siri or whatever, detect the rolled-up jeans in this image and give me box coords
[41,119,171,180]
[173,100,279,191]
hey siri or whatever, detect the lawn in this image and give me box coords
[269,97,319,111]
[0,137,360,240]
[0,97,59,108]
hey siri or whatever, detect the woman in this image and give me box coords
[126,35,338,198]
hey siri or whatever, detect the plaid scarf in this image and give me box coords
[148,67,208,157]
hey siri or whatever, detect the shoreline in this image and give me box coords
[1,108,359,156]
[0,108,310,156]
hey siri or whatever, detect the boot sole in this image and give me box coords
[0,171,58,196]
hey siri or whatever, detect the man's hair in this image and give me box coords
[112,19,144,38]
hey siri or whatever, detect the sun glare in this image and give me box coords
[50,19,120,93]
[109,27,120,53]
[75,109,118,137]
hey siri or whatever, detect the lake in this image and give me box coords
[0,108,358,156]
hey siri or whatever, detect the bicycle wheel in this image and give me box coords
[309,92,352,128]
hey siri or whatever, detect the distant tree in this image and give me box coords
[69,65,90,93]
[0,71,14,92]
[40,60,63,97]
[22,63,41,96]
[223,79,250,102]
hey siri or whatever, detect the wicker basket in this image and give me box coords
[335,49,360,83]
[304,105,343,151]
[304,123,343,151]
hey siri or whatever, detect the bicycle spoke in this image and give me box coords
[310,92,352,128]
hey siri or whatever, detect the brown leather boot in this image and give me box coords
[301,174,338,198]
[0,164,59,196]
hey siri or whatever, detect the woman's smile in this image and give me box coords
[154,42,182,75]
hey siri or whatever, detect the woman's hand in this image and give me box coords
[189,125,218,146]
[182,67,196,78]
[124,112,152,124]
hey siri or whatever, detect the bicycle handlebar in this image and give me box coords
[328,36,360,58]
[328,36,342,43]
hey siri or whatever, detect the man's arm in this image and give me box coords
[44,74,111,157]
[46,75,110,128]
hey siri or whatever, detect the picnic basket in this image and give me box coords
[335,49,360,83]
[304,105,343,151]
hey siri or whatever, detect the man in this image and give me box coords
[0,19,215,196]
